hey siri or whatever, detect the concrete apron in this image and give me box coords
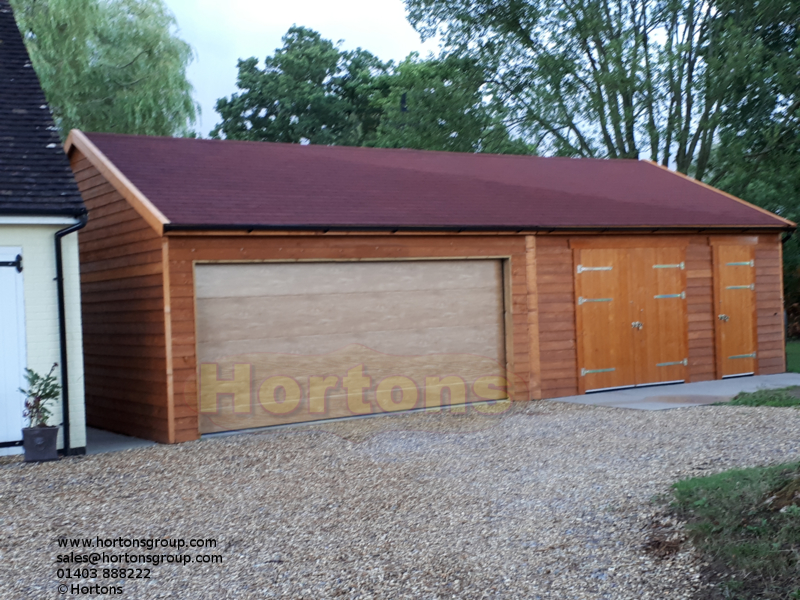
[550,373,800,411]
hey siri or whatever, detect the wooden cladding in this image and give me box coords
[71,149,171,443]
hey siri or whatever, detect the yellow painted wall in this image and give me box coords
[0,224,85,451]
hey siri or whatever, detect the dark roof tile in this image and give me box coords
[84,133,790,231]
[0,0,84,216]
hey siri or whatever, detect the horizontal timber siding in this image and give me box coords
[685,239,716,381]
[535,237,578,398]
[756,234,786,374]
[71,149,171,443]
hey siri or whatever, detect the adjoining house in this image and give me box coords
[65,130,794,444]
[0,2,87,456]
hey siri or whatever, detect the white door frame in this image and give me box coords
[0,246,26,453]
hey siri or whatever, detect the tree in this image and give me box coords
[211,26,392,145]
[213,26,529,154]
[373,53,531,154]
[11,0,198,137]
[403,0,743,177]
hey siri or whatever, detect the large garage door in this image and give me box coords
[195,260,507,433]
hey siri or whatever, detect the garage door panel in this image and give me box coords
[195,260,503,298]
[198,345,508,433]
[195,260,507,433]
[197,323,506,364]
[196,287,504,343]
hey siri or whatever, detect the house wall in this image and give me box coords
[0,222,85,454]
[69,150,171,443]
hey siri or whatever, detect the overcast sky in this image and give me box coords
[163,0,441,135]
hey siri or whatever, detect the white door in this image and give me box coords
[0,247,26,448]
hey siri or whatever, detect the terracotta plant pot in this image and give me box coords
[22,426,59,462]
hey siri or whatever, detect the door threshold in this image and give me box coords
[722,372,754,379]
[586,380,686,394]
[586,385,636,394]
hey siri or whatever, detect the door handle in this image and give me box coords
[718,314,730,322]
[631,321,643,329]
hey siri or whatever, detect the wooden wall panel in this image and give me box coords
[167,235,531,441]
[71,149,171,443]
[685,240,716,381]
[756,234,786,374]
[535,237,579,398]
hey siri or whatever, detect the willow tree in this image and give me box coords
[10,0,198,137]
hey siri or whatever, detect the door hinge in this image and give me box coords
[726,260,754,267]
[581,368,616,376]
[0,254,22,272]
[726,284,754,290]
[578,296,613,305]
[577,264,613,274]
[657,359,688,367]
[653,262,685,270]
[654,292,685,299]
[729,352,757,359]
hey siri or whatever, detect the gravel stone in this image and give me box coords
[1,401,798,599]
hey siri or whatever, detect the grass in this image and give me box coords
[788,341,800,373]
[728,387,800,408]
[672,462,800,599]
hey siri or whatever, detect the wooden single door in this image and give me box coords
[714,245,758,376]
[575,249,635,392]
[629,247,689,385]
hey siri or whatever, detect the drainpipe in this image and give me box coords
[55,211,88,456]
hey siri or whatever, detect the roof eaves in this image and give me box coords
[161,223,794,235]
[643,161,796,229]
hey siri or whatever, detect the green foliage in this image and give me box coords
[728,387,800,408]
[212,27,527,153]
[10,0,198,138]
[212,26,391,146]
[373,53,531,154]
[672,462,800,599]
[19,364,61,428]
[788,342,800,373]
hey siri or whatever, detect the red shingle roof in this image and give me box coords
[84,133,791,231]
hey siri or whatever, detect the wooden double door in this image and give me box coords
[575,247,689,392]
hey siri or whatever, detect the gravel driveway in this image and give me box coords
[1,401,798,599]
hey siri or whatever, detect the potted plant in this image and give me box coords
[20,364,61,462]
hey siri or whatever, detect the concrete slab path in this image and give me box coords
[85,427,156,455]
[550,373,800,410]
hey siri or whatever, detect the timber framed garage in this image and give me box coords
[65,130,794,444]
